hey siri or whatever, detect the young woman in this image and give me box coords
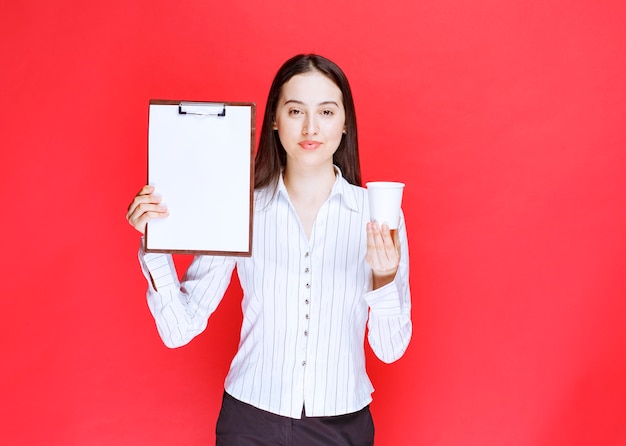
[126,54,412,446]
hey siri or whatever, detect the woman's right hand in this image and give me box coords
[125,185,169,235]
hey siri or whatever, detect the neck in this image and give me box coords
[283,163,336,202]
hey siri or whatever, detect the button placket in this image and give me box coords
[301,250,312,366]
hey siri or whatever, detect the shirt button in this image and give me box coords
[304,267,310,273]
[304,252,310,258]
[302,360,307,366]
[305,314,309,320]
[304,331,308,336]
[305,283,310,289]
[305,299,309,305]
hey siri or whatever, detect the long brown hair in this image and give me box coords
[254,54,361,191]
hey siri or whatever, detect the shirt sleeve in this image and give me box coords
[137,239,237,348]
[363,213,412,363]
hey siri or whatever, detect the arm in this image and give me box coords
[364,213,412,363]
[138,244,236,348]
[127,185,236,348]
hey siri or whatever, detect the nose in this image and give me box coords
[302,115,318,135]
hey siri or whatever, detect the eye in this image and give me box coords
[321,109,334,116]
[288,108,302,115]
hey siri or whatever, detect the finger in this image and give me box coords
[380,224,400,258]
[371,223,395,259]
[366,222,384,254]
[366,223,391,269]
[127,201,168,223]
[136,184,154,195]
[127,206,169,234]
[126,187,162,218]
[366,222,399,272]
[379,224,394,249]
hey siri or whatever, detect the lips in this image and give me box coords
[298,141,321,150]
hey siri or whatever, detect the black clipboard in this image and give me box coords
[145,99,255,256]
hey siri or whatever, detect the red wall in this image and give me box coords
[2,1,625,444]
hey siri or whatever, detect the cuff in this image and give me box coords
[364,278,405,317]
[138,238,179,292]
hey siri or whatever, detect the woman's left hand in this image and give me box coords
[365,222,400,289]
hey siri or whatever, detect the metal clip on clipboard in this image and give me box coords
[178,102,226,116]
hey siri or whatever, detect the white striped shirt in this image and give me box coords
[139,169,412,419]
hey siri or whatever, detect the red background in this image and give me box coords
[2,1,625,444]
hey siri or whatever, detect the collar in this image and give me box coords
[258,166,361,213]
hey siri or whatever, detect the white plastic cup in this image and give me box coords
[366,182,405,229]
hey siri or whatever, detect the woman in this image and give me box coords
[126,54,412,445]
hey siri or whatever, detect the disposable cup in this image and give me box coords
[366,182,405,230]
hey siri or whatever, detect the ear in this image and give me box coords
[272,120,278,130]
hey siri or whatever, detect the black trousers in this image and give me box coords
[215,392,375,446]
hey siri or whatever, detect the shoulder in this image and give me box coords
[253,185,279,212]
[334,175,367,213]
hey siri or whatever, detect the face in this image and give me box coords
[273,71,346,170]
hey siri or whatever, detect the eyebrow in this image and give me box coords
[283,99,341,107]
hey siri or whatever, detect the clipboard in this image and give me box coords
[145,99,256,256]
